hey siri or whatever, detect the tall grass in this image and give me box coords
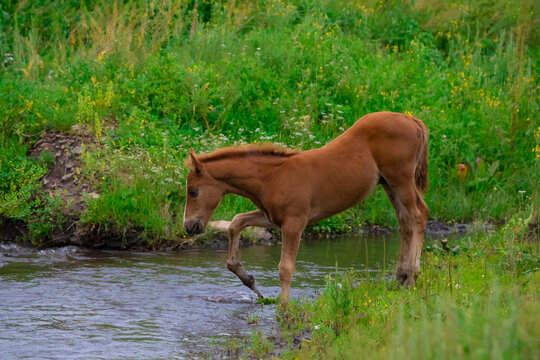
[0,0,538,243]
[274,206,539,359]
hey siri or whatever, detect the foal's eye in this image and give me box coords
[188,188,199,198]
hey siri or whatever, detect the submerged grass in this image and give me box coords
[0,0,538,244]
[267,206,539,359]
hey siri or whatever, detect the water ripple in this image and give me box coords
[0,234,402,359]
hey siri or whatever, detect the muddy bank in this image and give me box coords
[0,217,279,250]
[1,215,474,251]
[305,220,473,239]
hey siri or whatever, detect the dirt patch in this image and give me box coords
[23,126,94,246]
[267,328,312,357]
[305,220,472,239]
[424,220,470,237]
[0,219,27,243]
[362,220,471,237]
[173,230,277,251]
[29,128,92,208]
[21,128,158,249]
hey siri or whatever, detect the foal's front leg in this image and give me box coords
[227,210,278,298]
[278,217,306,303]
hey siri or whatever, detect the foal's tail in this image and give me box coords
[413,117,429,194]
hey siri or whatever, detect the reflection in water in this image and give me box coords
[0,234,401,359]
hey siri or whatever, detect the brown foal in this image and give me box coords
[183,111,429,302]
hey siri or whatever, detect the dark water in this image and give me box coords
[0,234,401,359]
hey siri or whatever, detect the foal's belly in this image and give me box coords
[307,173,379,224]
[307,192,370,224]
[280,142,379,225]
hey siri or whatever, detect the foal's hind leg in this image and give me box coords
[382,182,428,287]
[227,210,278,298]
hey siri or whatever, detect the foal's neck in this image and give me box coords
[205,157,283,205]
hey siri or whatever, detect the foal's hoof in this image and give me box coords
[252,286,264,299]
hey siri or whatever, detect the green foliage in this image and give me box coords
[37,150,55,167]
[248,329,274,358]
[75,81,116,139]
[256,296,280,305]
[0,144,46,220]
[280,206,540,359]
[79,139,186,243]
[27,190,68,243]
[0,0,538,240]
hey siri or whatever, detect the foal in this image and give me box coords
[183,111,429,302]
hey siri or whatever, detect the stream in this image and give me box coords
[0,234,403,359]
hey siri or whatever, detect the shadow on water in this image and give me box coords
[0,234,404,359]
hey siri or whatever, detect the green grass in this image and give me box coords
[0,0,539,244]
[251,204,539,359]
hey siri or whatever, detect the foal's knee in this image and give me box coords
[415,213,427,230]
[228,214,244,235]
[399,222,414,239]
[228,224,240,238]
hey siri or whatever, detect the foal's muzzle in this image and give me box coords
[184,219,204,236]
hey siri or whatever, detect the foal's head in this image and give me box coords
[183,149,224,235]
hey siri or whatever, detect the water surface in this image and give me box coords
[0,234,401,359]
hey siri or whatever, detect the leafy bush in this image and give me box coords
[0,0,538,241]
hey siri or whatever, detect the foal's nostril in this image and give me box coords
[185,219,204,235]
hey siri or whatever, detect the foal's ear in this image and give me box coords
[189,148,205,175]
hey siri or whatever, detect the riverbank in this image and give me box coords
[0,125,486,250]
[0,213,476,251]
[0,126,479,250]
[1,0,538,247]
[0,216,274,251]
[241,206,539,359]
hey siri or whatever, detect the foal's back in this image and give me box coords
[321,111,426,181]
[267,112,426,224]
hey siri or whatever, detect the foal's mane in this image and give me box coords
[189,144,299,165]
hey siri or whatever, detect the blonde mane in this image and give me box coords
[185,144,299,166]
